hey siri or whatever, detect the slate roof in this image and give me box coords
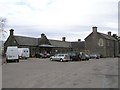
[98,32,117,41]
[14,36,38,46]
[49,39,71,48]
[38,37,51,45]
[85,32,117,41]
[14,36,71,48]
[71,41,85,50]
[84,32,92,40]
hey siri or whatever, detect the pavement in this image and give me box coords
[2,58,118,88]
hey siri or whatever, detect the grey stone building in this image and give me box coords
[4,29,38,57]
[71,40,85,52]
[85,27,119,57]
[4,29,85,57]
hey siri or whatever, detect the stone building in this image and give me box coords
[85,27,119,57]
[4,29,85,57]
[71,39,85,52]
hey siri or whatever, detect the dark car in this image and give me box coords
[35,53,50,58]
[68,52,90,61]
[41,53,51,58]
[35,53,43,58]
[68,52,80,61]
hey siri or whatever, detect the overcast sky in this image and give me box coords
[0,0,119,41]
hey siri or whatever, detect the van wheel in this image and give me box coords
[6,59,9,63]
[17,59,19,62]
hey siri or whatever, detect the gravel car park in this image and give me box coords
[2,58,118,88]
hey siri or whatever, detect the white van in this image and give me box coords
[18,48,29,59]
[6,46,19,62]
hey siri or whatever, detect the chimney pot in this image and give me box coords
[62,37,66,42]
[10,29,14,36]
[41,33,45,38]
[108,32,111,36]
[92,26,97,33]
[78,39,81,42]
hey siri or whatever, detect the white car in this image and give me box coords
[50,54,70,62]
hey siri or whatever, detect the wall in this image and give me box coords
[4,35,18,53]
[85,33,107,57]
[51,47,71,55]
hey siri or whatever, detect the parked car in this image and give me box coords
[45,53,51,58]
[50,54,70,62]
[68,52,80,61]
[41,53,47,58]
[41,53,51,58]
[89,54,100,59]
[79,52,90,60]
[36,53,50,58]
[35,53,43,58]
[117,54,120,58]
[68,52,90,61]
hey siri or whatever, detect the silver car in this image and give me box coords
[50,54,70,62]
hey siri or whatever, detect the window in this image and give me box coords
[98,38,104,47]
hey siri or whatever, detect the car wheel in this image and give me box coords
[50,58,53,61]
[60,59,63,62]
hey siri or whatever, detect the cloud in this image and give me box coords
[0,0,118,25]
[5,24,118,42]
[0,0,119,41]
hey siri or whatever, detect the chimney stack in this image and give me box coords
[41,33,45,38]
[78,39,81,42]
[10,29,14,36]
[108,32,111,36]
[62,37,66,42]
[92,26,97,33]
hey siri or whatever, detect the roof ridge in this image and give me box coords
[97,32,117,40]
[49,39,70,43]
[14,35,38,39]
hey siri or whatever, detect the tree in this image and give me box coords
[0,17,7,56]
[0,17,7,41]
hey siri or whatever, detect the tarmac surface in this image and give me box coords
[2,58,118,88]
